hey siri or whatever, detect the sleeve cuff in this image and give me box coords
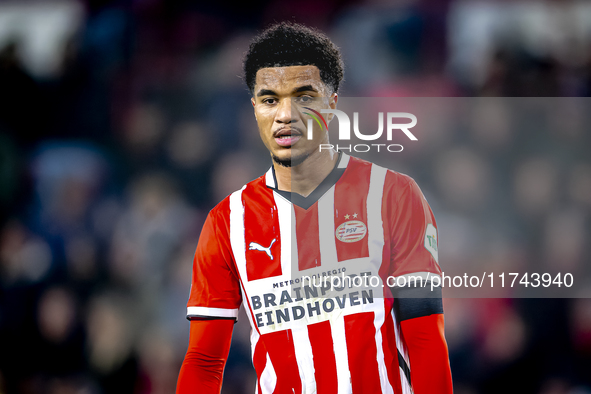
[186,306,239,320]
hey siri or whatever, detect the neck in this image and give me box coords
[273,149,339,197]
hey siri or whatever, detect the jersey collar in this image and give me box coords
[265,151,350,209]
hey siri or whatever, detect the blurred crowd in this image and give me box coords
[0,0,590,393]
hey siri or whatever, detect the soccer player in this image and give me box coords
[176,22,453,394]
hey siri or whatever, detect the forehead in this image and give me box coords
[254,65,326,93]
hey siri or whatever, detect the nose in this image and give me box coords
[275,98,292,124]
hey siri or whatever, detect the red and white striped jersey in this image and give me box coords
[187,153,442,394]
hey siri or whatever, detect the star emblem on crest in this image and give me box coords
[352,213,358,218]
[344,214,350,219]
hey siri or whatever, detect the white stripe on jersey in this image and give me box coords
[186,306,239,318]
[274,191,297,278]
[331,317,353,394]
[229,186,247,284]
[367,164,394,394]
[228,184,267,344]
[292,326,317,393]
[241,279,260,360]
[259,353,277,392]
[367,164,387,263]
[318,185,338,266]
[374,310,394,394]
[391,307,413,393]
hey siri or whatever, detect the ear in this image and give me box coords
[251,97,258,121]
[326,92,338,122]
[329,93,338,109]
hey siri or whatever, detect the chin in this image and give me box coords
[272,150,311,168]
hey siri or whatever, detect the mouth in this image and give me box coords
[273,127,302,147]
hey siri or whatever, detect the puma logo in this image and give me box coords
[248,239,276,260]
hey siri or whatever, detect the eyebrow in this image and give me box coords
[256,85,319,97]
[256,89,276,97]
[293,85,317,94]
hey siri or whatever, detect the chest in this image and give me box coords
[241,188,383,283]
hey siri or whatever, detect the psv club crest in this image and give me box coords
[335,219,367,243]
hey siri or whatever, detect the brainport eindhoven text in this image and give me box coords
[252,271,374,327]
[250,271,431,328]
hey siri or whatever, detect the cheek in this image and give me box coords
[257,115,271,130]
[255,110,274,131]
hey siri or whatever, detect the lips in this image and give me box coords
[273,128,302,147]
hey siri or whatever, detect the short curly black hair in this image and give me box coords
[243,22,344,94]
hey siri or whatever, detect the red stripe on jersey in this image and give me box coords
[263,330,302,394]
[308,321,338,394]
[242,183,282,281]
[334,158,371,262]
[294,204,321,271]
[253,340,267,394]
[344,312,382,393]
[381,300,403,393]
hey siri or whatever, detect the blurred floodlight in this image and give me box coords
[0,1,84,78]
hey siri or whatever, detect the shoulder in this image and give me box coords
[346,154,417,193]
[345,155,429,211]
[209,173,268,218]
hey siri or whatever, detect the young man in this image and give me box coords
[177,22,453,393]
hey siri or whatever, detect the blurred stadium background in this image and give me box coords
[1,0,591,393]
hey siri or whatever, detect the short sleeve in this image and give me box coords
[389,177,441,279]
[187,206,242,320]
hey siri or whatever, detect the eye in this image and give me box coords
[297,96,313,103]
[262,98,277,105]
